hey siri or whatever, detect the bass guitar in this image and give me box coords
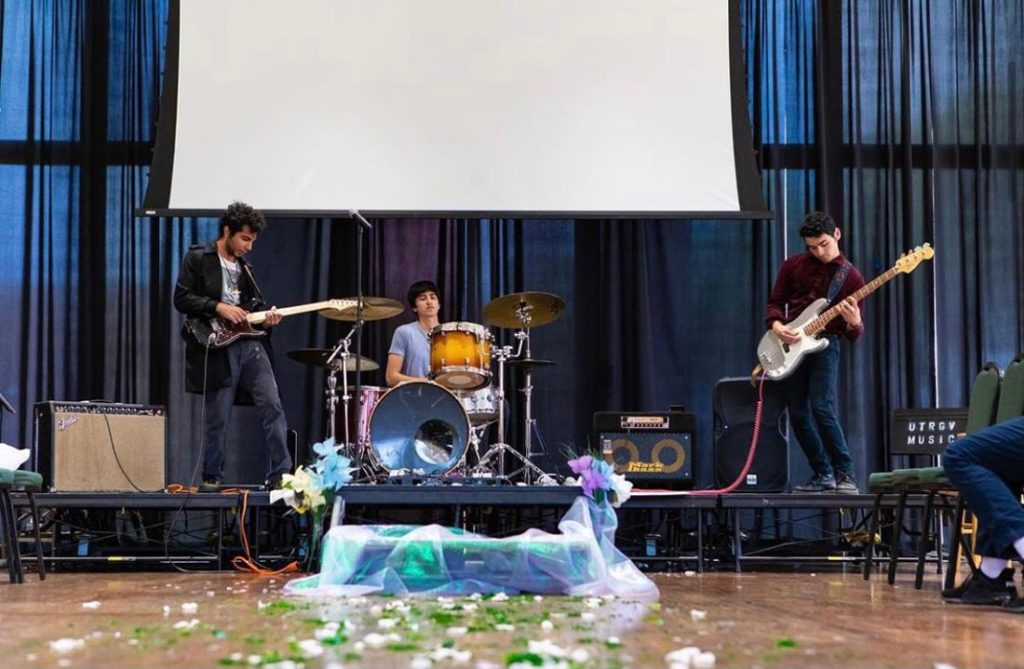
[186,299,355,349]
[756,244,934,380]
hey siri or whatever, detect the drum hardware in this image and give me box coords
[478,291,567,484]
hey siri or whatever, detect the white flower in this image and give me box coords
[585,597,602,608]
[610,473,633,507]
[494,624,515,632]
[606,636,621,646]
[49,638,84,653]
[690,609,707,621]
[491,592,509,602]
[173,619,200,631]
[377,618,398,629]
[298,639,324,658]
[181,602,199,614]
[540,620,554,631]
[81,601,101,609]
[446,626,468,637]
[580,612,596,622]
[666,646,702,666]
[528,639,567,658]
[570,648,591,663]
[162,605,171,617]
[693,651,716,668]
[410,657,432,669]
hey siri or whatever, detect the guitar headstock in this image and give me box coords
[325,298,355,312]
[894,243,935,274]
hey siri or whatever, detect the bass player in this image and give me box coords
[765,211,865,493]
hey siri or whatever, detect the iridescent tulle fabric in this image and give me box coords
[285,496,658,597]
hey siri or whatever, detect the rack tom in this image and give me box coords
[429,321,492,390]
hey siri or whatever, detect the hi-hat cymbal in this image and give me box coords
[507,357,556,368]
[286,348,380,372]
[320,297,405,322]
[482,292,566,329]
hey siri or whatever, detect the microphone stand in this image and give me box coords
[349,210,373,472]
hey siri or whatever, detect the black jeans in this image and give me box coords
[782,338,854,479]
[202,339,291,482]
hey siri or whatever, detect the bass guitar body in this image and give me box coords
[756,298,830,381]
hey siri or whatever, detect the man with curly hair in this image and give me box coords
[174,201,292,491]
[765,211,865,493]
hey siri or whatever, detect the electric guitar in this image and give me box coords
[756,244,934,380]
[186,299,355,349]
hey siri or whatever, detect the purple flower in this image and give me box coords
[567,454,593,475]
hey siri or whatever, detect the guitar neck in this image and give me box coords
[804,266,899,336]
[247,300,354,322]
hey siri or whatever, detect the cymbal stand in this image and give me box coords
[324,325,358,451]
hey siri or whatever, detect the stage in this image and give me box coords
[10,487,945,576]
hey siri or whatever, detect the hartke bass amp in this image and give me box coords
[592,411,696,488]
[34,401,167,492]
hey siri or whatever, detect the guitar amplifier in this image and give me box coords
[34,401,167,492]
[592,411,696,488]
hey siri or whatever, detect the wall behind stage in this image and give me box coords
[0,1,1021,488]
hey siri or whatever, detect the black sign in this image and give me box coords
[890,408,969,455]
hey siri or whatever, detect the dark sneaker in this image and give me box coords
[835,474,859,494]
[793,473,837,493]
[943,568,1017,605]
[199,478,221,493]
[1003,597,1024,613]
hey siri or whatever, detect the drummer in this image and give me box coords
[385,280,440,386]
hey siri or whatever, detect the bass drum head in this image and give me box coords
[368,381,469,475]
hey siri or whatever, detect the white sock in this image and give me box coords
[980,556,1008,579]
[1014,536,1024,561]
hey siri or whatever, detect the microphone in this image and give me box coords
[349,209,373,230]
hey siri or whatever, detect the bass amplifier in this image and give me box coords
[592,411,696,488]
[34,401,167,492]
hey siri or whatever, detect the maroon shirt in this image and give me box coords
[765,252,866,341]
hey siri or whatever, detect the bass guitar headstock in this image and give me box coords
[894,243,935,274]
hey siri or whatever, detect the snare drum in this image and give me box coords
[367,381,470,476]
[336,385,384,447]
[429,321,492,390]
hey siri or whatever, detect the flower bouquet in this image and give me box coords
[565,453,633,508]
[270,438,355,567]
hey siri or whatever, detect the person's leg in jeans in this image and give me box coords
[784,355,832,484]
[806,341,855,480]
[202,346,242,482]
[236,340,291,482]
[943,416,1024,605]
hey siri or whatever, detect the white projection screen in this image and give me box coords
[141,0,768,219]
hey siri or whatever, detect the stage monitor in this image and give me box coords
[141,0,769,219]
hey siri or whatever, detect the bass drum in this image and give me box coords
[367,381,470,476]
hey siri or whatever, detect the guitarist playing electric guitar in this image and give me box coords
[765,212,865,494]
[173,201,292,493]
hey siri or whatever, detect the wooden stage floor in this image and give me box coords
[1,568,1020,668]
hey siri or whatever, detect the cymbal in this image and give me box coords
[482,292,566,329]
[320,296,405,322]
[508,357,556,368]
[286,348,380,372]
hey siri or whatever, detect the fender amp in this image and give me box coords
[592,411,696,488]
[34,401,167,492]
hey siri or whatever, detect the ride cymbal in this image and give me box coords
[482,292,566,329]
[320,297,405,322]
[507,357,556,368]
[286,348,380,372]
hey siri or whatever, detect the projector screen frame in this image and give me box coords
[139,0,771,221]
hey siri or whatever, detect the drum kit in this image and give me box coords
[285,291,566,484]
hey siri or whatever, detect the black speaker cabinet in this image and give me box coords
[34,401,167,492]
[713,378,789,492]
[593,411,696,488]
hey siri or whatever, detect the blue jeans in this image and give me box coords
[944,416,1024,559]
[782,338,854,479]
[203,339,292,482]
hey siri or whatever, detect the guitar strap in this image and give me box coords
[826,258,852,304]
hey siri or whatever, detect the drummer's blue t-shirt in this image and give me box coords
[389,322,431,378]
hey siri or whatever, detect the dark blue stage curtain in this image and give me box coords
[0,1,1021,489]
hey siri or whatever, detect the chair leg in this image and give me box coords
[914,492,936,589]
[887,491,909,585]
[945,498,966,592]
[0,490,23,584]
[863,492,884,580]
[26,491,46,580]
